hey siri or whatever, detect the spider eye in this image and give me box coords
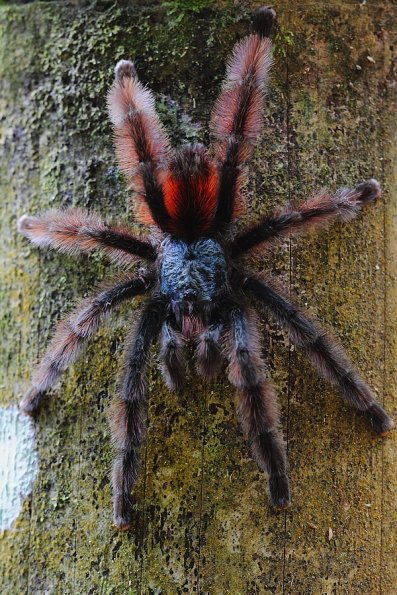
[184,289,197,301]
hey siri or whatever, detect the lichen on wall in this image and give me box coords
[0,2,396,594]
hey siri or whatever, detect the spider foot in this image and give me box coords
[196,324,224,380]
[253,7,276,38]
[161,358,186,393]
[355,179,381,204]
[114,515,132,531]
[17,214,35,237]
[269,473,291,510]
[113,495,134,531]
[113,503,133,531]
[363,402,395,436]
[114,59,137,83]
[19,387,43,417]
[196,347,223,380]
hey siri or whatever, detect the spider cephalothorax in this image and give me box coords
[18,6,394,530]
[160,236,228,315]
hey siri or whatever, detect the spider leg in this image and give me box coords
[110,296,167,530]
[20,273,153,416]
[108,60,171,230]
[196,316,224,380]
[244,275,395,436]
[230,180,380,257]
[18,208,157,265]
[209,7,275,232]
[225,301,290,509]
[160,316,186,391]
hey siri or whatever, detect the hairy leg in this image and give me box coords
[108,60,171,230]
[196,319,224,380]
[244,275,395,435]
[20,273,153,415]
[18,209,156,265]
[209,7,275,231]
[225,303,290,509]
[110,297,167,530]
[231,179,380,256]
[160,317,185,391]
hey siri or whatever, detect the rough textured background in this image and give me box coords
[0,1,396,593]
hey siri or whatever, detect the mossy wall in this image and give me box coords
[0,1,396,593]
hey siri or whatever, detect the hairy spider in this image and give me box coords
[18,6,394,530]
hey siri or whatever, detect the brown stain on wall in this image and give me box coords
[0,2,396,594]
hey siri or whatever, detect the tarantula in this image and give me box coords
[18,6,394,530]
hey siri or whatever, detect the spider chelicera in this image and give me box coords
[18,6,394,530]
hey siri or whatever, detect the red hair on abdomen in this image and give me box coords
[163,144,219,240]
